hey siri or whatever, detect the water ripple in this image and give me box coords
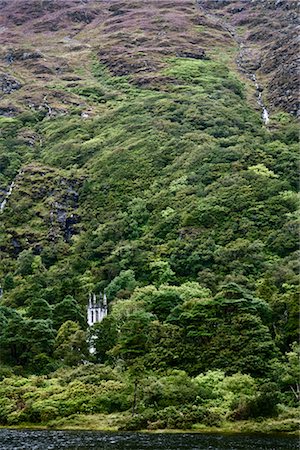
[0,429,298,450]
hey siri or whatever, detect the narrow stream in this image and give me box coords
[196,1,270,125]
[251,74,270,124]
[0,169,24,214]
[0,180,15,213]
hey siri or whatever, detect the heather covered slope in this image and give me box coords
[0,0,299,431]
[198,0,299,116]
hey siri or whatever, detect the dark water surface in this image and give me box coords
[0,429,298,450]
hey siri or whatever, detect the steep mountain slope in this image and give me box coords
[0,0,298,430]
[0,0,298,299]
[198,0,299,115]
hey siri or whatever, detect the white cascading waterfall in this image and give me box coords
[0,170,23,214]
[0,181,15,213]
[251,74,270,125]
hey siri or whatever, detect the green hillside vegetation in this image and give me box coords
[0,7,299,433]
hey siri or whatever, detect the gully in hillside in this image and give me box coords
[196,1,270,125]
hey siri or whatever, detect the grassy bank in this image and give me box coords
[1,414,299,436]
[48,412,300,435]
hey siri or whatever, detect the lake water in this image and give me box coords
[0,429,298,450]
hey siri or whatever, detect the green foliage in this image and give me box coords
[0,307,55,371]
[16,249,35,276]
[0,365,130,425]
[3,273,15,291]
[112,310,154,364]
[26,298,52,320]
[54,321,88,366]
[230,382,280,420]
[149,260,175,286]
[123,404,222,431]
[167,290,277,376]
[194,370,257,410]
[0,364,288,429]
[106,270,137,300]
[272,343,300,405]
[90,316,118,363]
[53,296,86,330]
[0,11,298,429]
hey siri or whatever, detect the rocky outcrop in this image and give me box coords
[260,35,298,116]
[1,164,84,255]
[3,48,42,64]
[0,74,21,94]
[177,49,206,60]
[67,10,96,24]
[0,105,18,116]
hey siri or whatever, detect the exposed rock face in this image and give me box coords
[49,179,81,243]
[0,74,21,94]
[3,48,42,64]
[261,36,298,116]
[0,105,18,116]
[1,164,84,255]
[177,49,206,60]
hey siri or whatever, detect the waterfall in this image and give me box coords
[0,181,15,213]
[262,107,270,125]
[0,169,23,214]
[196,2,270,126]
[251,74,270,125]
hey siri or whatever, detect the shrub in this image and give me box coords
[122,405,222,430]
[230,382,280,420]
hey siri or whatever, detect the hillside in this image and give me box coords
[0,0,299,432]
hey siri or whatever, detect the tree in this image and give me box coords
[0,312,55,369]
[111,311,154,416]
[114,310,154,363]
[89,316,118,363]
[280,343,300,402]
[0,306,19,328]
[3,273,15,291]
[106,270,137,300]
[148,290,182,322]
[26,298,52,320]
[128,282,211,322]
[15,249,35,276]
[169,296,278,376]
[149,260,175,286]
[146,321,185,370]
[54,321,88,366]
[53,295,86,329]
[231,382,280,419]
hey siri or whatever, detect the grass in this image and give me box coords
[192,418,300,436]
[47,412,125,431]
[1,415,299,436]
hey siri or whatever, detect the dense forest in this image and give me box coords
[0,0,298,432]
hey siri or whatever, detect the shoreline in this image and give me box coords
[1,421,299,437]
